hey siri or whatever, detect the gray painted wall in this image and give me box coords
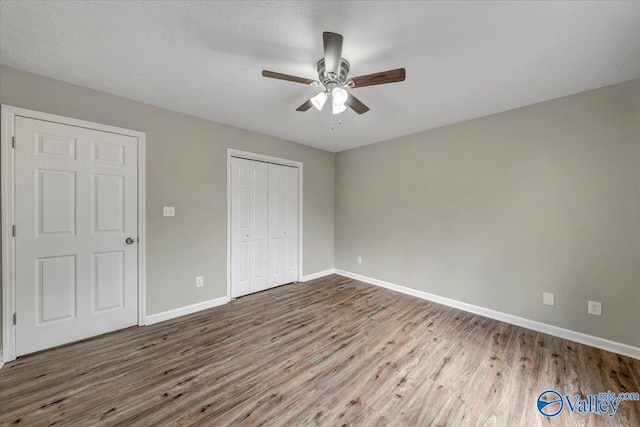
[0,66,335,323]
[336,79,640,347]
[1,65,637,355]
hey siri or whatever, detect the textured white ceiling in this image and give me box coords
[1,1,639,152]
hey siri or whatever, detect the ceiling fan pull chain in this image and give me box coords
[331,113,334,130]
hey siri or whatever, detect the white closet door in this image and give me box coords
[231,158,268,297]
[281,165,299,284]
[14,117,138,356]
[268,163,299,287]
[268,164,285,287]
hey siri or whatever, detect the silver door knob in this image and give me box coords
[125,237,135,245]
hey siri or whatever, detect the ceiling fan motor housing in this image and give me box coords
[317,58,350,89]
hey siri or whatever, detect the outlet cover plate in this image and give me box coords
[196,276,204,287]
[543,292,554,306]
[163,206,175,217]
[588,300,602,316]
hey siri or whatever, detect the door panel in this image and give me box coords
[250,164,269,292]
[284,236,296,280]
[231,158,251,297]
[271,235,283,283]
[37,169,76,235]
[93,174,124,232]
[93,251,125,312]
[231,158,268,297]
[37,255,77,323]
[15,116,138,356]
[251,239,265,281]
[268,163,299,287]
[92,141,124,165]
[282,166,299,284]
[36,133,76,159]
[268,164,284,287]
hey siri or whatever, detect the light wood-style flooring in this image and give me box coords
[1,274,638,426]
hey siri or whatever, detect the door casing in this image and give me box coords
[226,148,303,301]
[1,105,147,363]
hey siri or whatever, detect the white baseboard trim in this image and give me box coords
[335,269,640,360]
[144,297,227,326]
[0,350,3,369]
[302,268,336,282]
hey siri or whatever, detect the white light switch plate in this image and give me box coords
[163,206,175,217]
[543,292,554,306]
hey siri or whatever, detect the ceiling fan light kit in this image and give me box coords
[262,31,406,119]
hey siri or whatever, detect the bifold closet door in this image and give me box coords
[230,158,268,298]
[268,163,299,287]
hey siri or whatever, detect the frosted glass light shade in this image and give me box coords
[331,87,349,105]
[332,102,346,115]
[311,92,328,110]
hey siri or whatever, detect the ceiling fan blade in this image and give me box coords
[346,93,370,115]
[323,32,343,76]
[262,70,317,85]
[349,68,406,88]
[296,99,313,112]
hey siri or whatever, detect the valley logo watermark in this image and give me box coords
[537,389,639,418]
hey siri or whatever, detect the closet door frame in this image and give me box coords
[226,149,303,301]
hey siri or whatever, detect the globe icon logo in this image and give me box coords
[537,390,564,417]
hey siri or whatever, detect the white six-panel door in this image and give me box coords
[14,116,138,356]
[230,158,269,297]
[231,158,298,298]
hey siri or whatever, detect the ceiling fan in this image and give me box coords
[262,32,406,115]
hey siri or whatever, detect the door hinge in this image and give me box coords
[13,313,16,325]
[12,224,16,237]
[12,136,16,149]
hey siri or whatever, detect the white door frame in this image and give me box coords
[1,105,147,363]
[227,148,303,301]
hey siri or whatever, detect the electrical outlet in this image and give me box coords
[196,276,204,288]
[163,206,175,217]
[588,301,602,316]
[357,256,362,264]
[543,292,554,306]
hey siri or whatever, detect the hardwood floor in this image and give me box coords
[1,274,638,426]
